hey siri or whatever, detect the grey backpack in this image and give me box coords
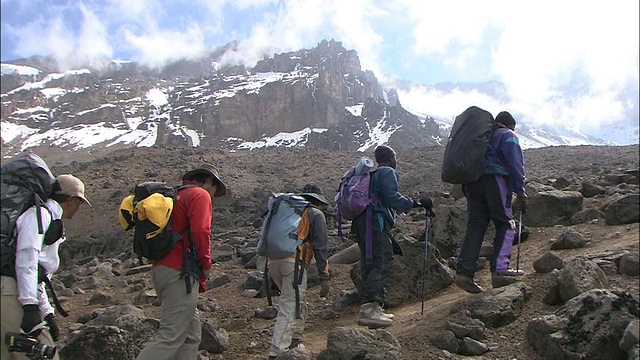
[1,152,57,277]
[257,193,310,259]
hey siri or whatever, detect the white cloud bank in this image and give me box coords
[1,0,638,143]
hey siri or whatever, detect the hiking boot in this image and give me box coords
[380,308,395,320]
[492,274,519,288]
[495,268,525,277]
[358,303,393,328]
[288,338,303,349]
[454,275,484,293]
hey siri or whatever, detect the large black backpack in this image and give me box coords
[441,106,495,184]
[1,152,57,277]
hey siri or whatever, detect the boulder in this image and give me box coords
[528,289,639,360]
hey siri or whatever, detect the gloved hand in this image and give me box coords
[412,199,422,208]
[416,196,436,218]
[319,279,330,297]
[391,236,404,256]
[21,304,42,336]
[420,196,433,210]
[45,313,59,342]
[513,194,527,214]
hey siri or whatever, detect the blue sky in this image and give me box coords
[1,0,639,142]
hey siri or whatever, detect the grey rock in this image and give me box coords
[602,193,640,225]
[317,326,401,360]
[550,229,588,250]
[619,252,640,276]
[533,252,564,273]
[619,319,640,351]
[557,256,609,303]
[199,319,229,354]
[528,289,639,360]
[430,330,460,353]
[449,282,532,328]
[460,336,489,356]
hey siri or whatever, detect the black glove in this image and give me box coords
[45,313,59,342]
[319,279,330,297]
[21,304,42,336]
[391,236,404,256]
[417,196,436,218]
[412,199,422,208]
[514,194,527,214]
[420,196,433,211]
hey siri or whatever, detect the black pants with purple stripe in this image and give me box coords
[456,174,516,278]
[353,211,393,306]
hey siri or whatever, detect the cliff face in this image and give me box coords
[1,40,443,158]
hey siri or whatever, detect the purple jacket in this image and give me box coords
[484,125,526,195]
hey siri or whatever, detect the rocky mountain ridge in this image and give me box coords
[3,39,633,162]
[1,39,442,160]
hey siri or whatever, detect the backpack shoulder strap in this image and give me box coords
[297,207,311,242]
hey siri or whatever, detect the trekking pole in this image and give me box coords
[421,212,430,315]
[516,210,523,273]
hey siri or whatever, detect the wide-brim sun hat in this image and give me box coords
[182,164,227,197]
[300,182,329,206]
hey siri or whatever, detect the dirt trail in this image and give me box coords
[271,221,640,360]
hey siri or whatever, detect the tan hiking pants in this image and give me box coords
[136,265,201,360]
[1,276,59,360]
[267,258,308,357]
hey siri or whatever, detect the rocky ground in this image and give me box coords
[10,143,638,359]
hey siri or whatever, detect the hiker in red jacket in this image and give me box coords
[137,164,226,360]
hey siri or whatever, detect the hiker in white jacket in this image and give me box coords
[1,174,90,360]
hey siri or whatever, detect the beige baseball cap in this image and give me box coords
[55,174,91,206]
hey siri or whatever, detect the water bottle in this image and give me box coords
[354,157,374,175]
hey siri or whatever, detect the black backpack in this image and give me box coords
[441,106,495,184]
[1,152,57,277]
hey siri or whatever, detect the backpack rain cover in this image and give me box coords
[1,152,56,276]
[441,106,495,184]
[258,193,309,259]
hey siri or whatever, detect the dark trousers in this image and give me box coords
[456,174,515,278]
[353,212,393,305]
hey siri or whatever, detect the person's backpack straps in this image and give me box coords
[292,208,311,320]
[41,272,69,317]
[365,206,374,259]
[293,247,303,320]
[175,183,202,295]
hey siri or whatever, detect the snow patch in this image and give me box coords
[146,88,168,107]
[1,63,41,76]
[346,104,364,117]
[238,127,327,150]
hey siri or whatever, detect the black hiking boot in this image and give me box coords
[454,275,484,293]
[491,273,519,288]
[289,338,303,349]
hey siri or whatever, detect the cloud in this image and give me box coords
[1,0,637,142]
[123,25,207,68]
